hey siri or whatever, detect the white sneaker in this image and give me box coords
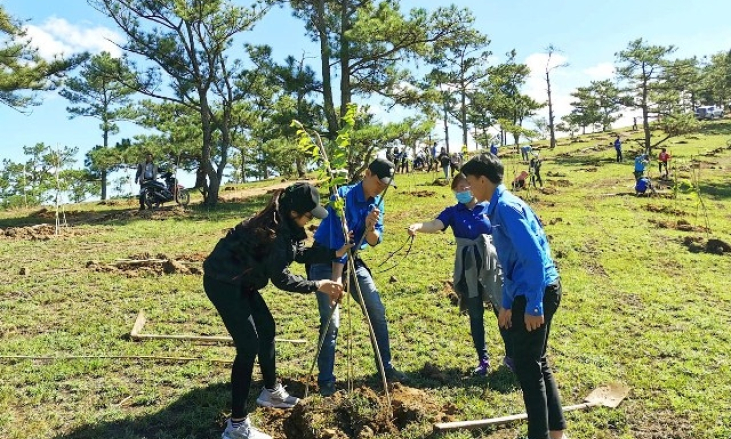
[222,417,272,439]
[256,383,300,408]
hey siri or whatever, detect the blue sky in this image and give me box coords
[2,0,731,188]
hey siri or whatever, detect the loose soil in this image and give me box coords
[86,252,204,277]
[277,384,453,439]
[406,190,436,198]
[649,218,709,233]
[0,223,87,240]
[644,204,687,216]
[547,179,572,187]
[440,280,459,307]
[680,236,731,255]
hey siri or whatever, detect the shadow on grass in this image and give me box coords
[52,383,229,439]
[700,181,731,199]
[0,196,268,229]
[698,119,731,136]
[549,154,615,167]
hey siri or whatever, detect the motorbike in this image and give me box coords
[140,168,190,209]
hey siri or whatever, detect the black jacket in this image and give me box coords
[203,214,334,292]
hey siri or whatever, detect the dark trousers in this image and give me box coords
[510,282,566,439]
[204,276,276,419]
[531,171,543,188]
[616,150,622,162]
[659,162,668,176]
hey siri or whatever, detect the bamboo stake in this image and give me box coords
[130,310,306,344]
[0,355,233,364]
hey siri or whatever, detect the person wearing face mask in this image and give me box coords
[407,173,512,376]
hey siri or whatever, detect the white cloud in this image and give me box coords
[23,17,122,59]
[583,62,615,81]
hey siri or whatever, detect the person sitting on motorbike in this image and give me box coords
[135,152,158,211]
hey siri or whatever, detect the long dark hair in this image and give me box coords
[241,189,285,248]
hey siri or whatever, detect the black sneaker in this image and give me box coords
[385,367,408,383]
[319,382,336,397]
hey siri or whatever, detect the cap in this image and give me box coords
[281,183,328,219]
[368,158,397,188]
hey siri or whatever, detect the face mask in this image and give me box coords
[455,190,473,204]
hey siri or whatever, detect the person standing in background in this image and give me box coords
[135,152,158,211]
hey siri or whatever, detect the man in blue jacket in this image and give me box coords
[308,158,407,396]
[461,153,567,439]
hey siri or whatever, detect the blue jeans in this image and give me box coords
[465,293,513,363]
[309,261,394,384]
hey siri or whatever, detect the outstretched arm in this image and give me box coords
[407,219,445,236]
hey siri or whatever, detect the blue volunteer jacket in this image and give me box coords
[486,184,559,316]
[313,182,384,263]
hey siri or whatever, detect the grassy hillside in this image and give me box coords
[1,121,730,439]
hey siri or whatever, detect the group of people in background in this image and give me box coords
[387,144,465,181]
[203,154,567,439]
[614,134,672,196]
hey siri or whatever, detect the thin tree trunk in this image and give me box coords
[443,100,450,154]
[101,169,107,201]
[316,0,338,139]
[546,70,556,149]
[460,85,468,148]
[642,71,651,156]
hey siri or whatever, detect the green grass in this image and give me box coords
[2,122,731,439]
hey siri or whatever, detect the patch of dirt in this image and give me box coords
[579,167,598,172]
[86,252,204,277]
[644,204,687,216]
[430,179,449,187]
[280,384,452,439]
[539,187,558,195]
[680,236,731,255]
[649,218,709,233]
[0,223,86,240]
[545,171,567,177]
[407,190,436,198]
[703,147,725,157]
[548,217,563,225]
[577,145,608,154]
[440,280,459,307]
[547,179,572,187]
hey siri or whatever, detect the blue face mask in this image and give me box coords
[455,190,473,204]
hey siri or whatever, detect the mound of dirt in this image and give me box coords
[548,179,572,187]
[86,252,204,277]
[703,147,725,157]
[644,204,687,216]
[546,171,567,177]
[440,280,459,307]
[540,187,558,195]
[281,384,452,439]
[407,190,436,198]
[680,236,731,255]
[650,219,709,233]
[0,224,84,240]
[430,179,449,187]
